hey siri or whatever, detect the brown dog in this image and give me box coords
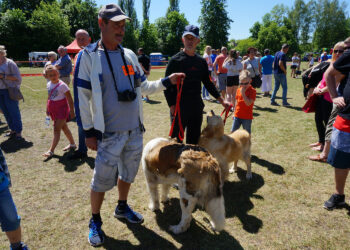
[142,138,225,234]
[199,111,252,180]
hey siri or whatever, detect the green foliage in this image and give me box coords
[139,20,159,54]
[0,9,29,59]
[118,0,139,52]
[198,0,233,49]
[142,0,151,21]
[166,0,179,14]
[0,0,55,17]
[61,0,99,41]
[28,1,71,52]
[234,38,258,55]
[249,22,261,39]
[155,11,188,56]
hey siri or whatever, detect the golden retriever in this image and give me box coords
[142,138,225,234]
[199,111,252,180]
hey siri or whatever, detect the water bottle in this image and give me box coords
[45,116,50,127]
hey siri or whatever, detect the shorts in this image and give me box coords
[0,187,21,232]
[290,65,297,69]
[226,75,239,87]
[218,73,227,91]
[327,127,350,169]
[47,98,70,123]
[60,76,71,85]
[91,127,143,192]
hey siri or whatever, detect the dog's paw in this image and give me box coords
[246,172,252,180]
[148,202,160,211]
[229,167,237,174]
[169,224,184,234]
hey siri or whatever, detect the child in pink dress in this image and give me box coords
[43,65,76,158]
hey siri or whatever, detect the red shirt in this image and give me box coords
[215,54,228,74]
[234,85,256,120]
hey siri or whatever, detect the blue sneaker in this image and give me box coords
[114,204,144,223]
[10,242,29,250]
[88,218,104,247]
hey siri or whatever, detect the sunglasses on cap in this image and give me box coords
[333,50,344,54]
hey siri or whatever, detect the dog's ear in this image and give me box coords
[211,110,216,116]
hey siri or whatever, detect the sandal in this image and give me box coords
[63,144,77,152]
[308,154,327,163]
[43,151,54,158]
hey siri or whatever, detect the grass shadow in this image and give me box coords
[251,155,285,175]
[0,124,9,135]
[103,223,177,250]
[253,112,260,117]
[224,169,264,234]
[284,105,303,111]
[0,137,33,153]
[144,99,161,105]
[153,199,243,249]
[254,105,278,113]
[43,151,95,172]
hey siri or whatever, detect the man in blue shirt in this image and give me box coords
[56,45,72,85]
[320,51,328,62]
[271,44,290,106]
[260,49,274,97]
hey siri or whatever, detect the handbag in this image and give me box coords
[1,61,24,101]
[302,94,317,113]
[248,60,262,88]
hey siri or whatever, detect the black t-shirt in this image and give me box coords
[138,54,150,72]
[333,50,350,120]
[164,51,220,107]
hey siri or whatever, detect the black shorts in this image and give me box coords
[290,65,297,69]
[226,75,239,87]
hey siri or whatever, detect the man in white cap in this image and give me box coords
[76,3,185,246]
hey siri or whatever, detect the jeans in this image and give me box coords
[0,187,21,232]
[271,73,288,104]
[0,89,22,133]
[78,125,87,154]
[202,86,209,98]
[231,117,252,134]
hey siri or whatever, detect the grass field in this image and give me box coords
[0,64,349,249]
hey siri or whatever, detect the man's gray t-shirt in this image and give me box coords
[99,48,139,132]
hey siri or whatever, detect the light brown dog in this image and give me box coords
[142,138,225,234]
[199,111,252,180]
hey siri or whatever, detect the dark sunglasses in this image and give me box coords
[333,50,344,54]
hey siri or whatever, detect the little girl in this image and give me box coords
[43,65,76,157]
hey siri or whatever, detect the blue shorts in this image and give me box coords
[327,127,350,169]
[0,187,21,232]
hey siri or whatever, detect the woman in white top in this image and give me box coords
[243,47,261,82]
[202,45,213,100]
[291,52,300,78]
[308,54,314,68]
[223,49,242,107]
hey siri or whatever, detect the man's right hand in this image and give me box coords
[86,137,97,151]
[332,96,346,108]
[168,73,186,85]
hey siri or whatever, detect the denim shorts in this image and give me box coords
[0,187,21,232]
[218,73,227,91]
[91,127,143,192]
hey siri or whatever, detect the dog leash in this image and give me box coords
[169,76,185,142]
[220,104,234,125]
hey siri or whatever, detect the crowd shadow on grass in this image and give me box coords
[153,199,243,249]
[0,137,33,153]
[253,104,278,113]
[284,105,303,111]
[224,168,264,234]
[43,151,95,172]
[103,223,177,250]
[251,155,285,175]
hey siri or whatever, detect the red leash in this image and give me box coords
[169,77,185,142]
[221,104,234,125]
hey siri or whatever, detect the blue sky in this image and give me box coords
[96,0,350,40]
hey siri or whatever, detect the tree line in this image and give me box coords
[0,0,349,60]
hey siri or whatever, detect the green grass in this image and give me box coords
[0,63,349,249]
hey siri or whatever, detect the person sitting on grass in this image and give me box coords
[0,148,29,250]
[43,65,76,158]
[231,70,256,134]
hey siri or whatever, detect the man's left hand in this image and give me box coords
[168,73,186,85]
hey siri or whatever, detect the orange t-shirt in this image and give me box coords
[234,85,256,120]
[215,54,228,74]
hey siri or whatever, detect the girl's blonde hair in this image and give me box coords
[45,65,59,74]
[0,45,7,57]
[204,45,212,56]
[332,41,345,62]
[239,70,251,84]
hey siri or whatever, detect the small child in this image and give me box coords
[43,65,76,158]
[231,70,256,134]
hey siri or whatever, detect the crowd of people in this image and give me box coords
[0,3,350,249]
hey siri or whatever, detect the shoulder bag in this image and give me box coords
[248,59,262,89]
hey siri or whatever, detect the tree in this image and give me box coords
[118,0,139,51]
[142,0,151,21]
[234,38,258,56]
[0,0,55,16]
[28,1,71,52]
[61,0,99,40]
[198,0,233,49]
[313,0,350,50]
[0,9,30,59]
[249,22,261,39]
[167,0,179,14]
[139,20,159,54]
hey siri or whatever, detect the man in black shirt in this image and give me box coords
[164,25,229,144]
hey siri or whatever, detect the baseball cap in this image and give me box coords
[182,25,199,38]
[98,4,131,22]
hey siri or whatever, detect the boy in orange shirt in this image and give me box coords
[231,70,256,134]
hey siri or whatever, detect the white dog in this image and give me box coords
[142,138,225,234]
